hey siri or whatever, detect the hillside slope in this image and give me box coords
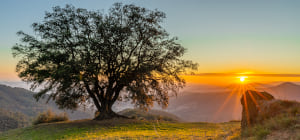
[0,84,93,132]
[0,84,93,120]
[0,109,30,132]
[0,85,43,117]
[118,108,181,122]
[0,119,240,140]
[242,100,300,139]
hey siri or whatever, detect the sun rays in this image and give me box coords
[211,75,274,124]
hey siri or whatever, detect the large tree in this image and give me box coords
[12,3,197,120]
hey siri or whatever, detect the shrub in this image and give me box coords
[254,125,270,140]
[258,100,300,122]
[242,112,298,139]
[242,100,300,139]
[242,124,270,140]
[265,115,297,130]
[33,109,69,125]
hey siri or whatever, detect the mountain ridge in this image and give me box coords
[0,84,93,121]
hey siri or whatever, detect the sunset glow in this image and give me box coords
[240,76,247,83]
[181,72,300,87]
[0,1,300,139]
[240,77,245,82]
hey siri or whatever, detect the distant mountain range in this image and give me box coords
[166,89,240,122]
[265,82,300,101]
[102,82,300,123]
[0,82,299,125]
[0,108,30,132]
[0,85,93,121]
[163,82,300,122]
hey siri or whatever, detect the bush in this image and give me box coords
[254,125,270,140]
[242,110,298,139]
[33,109,69,125]
[265,115,297,130]
[242,124,270,140]
[258,100,300,122]
[242,100,300,139]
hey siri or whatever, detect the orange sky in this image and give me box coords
[182,72,300,86]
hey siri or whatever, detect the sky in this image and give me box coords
[1,0,300,85]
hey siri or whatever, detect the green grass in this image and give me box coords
[242,115,299,140]
[0,119,240,140]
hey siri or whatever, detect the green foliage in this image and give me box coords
[12,3,197,118]
[33,110,69,125]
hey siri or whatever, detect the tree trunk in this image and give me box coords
[93,102,128,120]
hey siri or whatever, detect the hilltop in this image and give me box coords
[118,108,181,122]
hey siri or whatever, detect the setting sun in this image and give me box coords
[240,76,246,82]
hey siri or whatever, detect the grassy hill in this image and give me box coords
[0,119,240,140]
[118,108,182,122]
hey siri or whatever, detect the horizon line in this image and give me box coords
[185,73,300,77]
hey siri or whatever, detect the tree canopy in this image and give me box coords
[12,3,197,120]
